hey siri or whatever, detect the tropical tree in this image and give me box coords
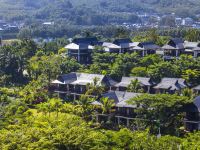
[75,94,94,119]
[49,98,63,117]
[86,77,105,98]
[182,69,200,86]
[130,67,148,77]
[127,79,142,93]
[100,97,115,114]
[127,94,191,135]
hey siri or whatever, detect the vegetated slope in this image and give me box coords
[0,0,199,23]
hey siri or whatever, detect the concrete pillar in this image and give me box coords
[117,117,120,125]
[74,94,76,100]
[127,119,130,127]
[78,49,80,62]
[147,86,150,93]
[126,108,130,116]
[120,48,122,54]
[80,86,83,93]
[194,51,198,58]
[142,50,145,57]
[96,115,99,123]
[176,50,179,57]
[73,85,76,92]
[108,116,111,122]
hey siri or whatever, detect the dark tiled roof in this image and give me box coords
[193,85,200,91]
[170,38,184,44]
[184,42,200,49]
[72,37,98,45]
[184,96,200,113]
[165,38,184,50]
[193,47,200,51]
[154,78,187,90]
[140,42,160,50]
[58,73,77,84]
[56,73,117,86]
[57,73,105,85]
[113,38,132,45]
[102,91,141,108]
[104,76,119,86]
[115,77,153,88]
[194,96,200,112]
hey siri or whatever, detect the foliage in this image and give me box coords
[127,79,143,93]
[100,97,115,114]
[127,94,191,135]
[28,54,81,82]
[130,67,148,77]
[18,75,49,105]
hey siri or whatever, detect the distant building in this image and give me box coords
[182,17,194,26]
[93,91,141,117]
[175,17,182,26]
[0,36,2,47]
[50,72,117,100]
[65,37,100,64]
[114,76,155,93]
[162,38,185,59]
[193,85,200,94]
[184,96,200,131]
[103,42,121,53]
[113,38,133,53]
[184,41,200,57]
[154,78,188,94]
[43,22,54,25]
[131,42,160,56]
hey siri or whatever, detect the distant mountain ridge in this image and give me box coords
[0,0,199,23]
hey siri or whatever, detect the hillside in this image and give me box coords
[0,0,200,24]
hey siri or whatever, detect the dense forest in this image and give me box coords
[0,0,200,24]
[1,1,200,149]
[1,29,200,148]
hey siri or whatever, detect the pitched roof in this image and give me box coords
[54,73,118,86]
[164,38,184,50]
[57,73,77,84]
[140,42,160,49]
[71,73,105,85]
[129,42,140,47]
[193,85,200,91]
[56,73,105,85]
[104,75,119,86]
[102,42,121,49]
[184,96,200,113]
[131,42,160,50]
[184,41,200,49]
[115,77,153,87]
[193,47,200,51]
[102,91,141,108]
[154,78,187,90]
[72,37,98,45]
[170,38,184,44]
[65,43,94,50]
[113,38,132,45]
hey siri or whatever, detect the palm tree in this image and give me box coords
[127,79,141,93]
[86,77,105,98]
[181,88,196,101]
[75,94,94,119]
[37,102,49,116]
[100,97,115,114]
[49,98,63,118]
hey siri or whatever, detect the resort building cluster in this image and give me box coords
[65,37,200,64]
[50,72,200,131]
